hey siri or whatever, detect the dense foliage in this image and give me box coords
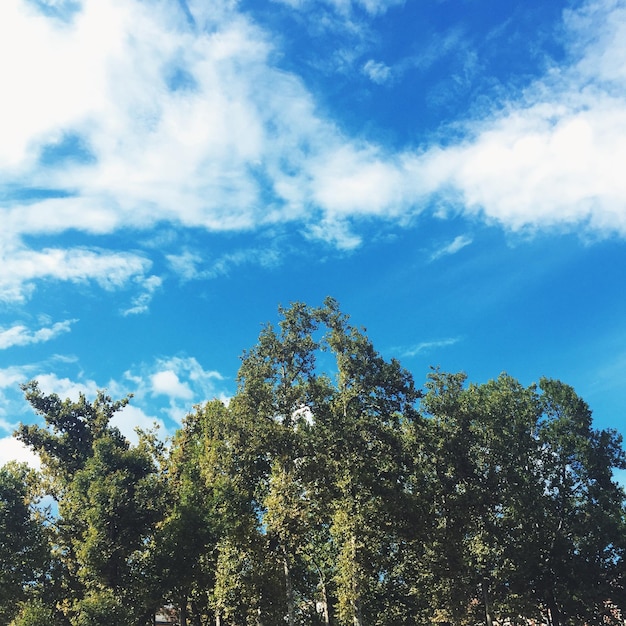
[2,299,625,626]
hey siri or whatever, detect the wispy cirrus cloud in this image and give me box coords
[121,275,163,316]
[362,59,392,84]
[272,0,403,17]
[166,246,282,282]
[399,338,461,358]
[0,319,76,349]
[430,235,473,261]
[0,243,152,303]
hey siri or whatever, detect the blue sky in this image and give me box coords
[2,0,626,474]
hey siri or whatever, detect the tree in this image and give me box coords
[15,381,165,624]
[10,303,625,626]
[229,301,329,625]
[0,462,50,624]
[420,370,626,626]
[530,378,626,626]
[152,399,246,626]
[229,298,425,625]
[320,300,423,626]
[9,598,64,626]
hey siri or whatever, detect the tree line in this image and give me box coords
[2,298,625,626]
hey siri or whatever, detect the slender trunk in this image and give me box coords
[282,546,296,626]
[215,611,221,626]
[481,578,493,626]
[547,593,561,626]
[319,575,330,626]
[351,533,363,626]
[180,600,188,626]
[353,600,363,626]
[190,601,202,626]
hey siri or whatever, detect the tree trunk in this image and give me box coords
[351,534,363,626]
[319,575,331,626]
[282,546,296,626]
[180,600,188,626]
[190,601,202,626]
[547,593,561,626]
[353,600,363,626]
[481,578,493,626]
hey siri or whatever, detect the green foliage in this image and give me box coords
[70,588,132,626]
[0,462,50,624]
[15,382,165,623]
[9,598,63,626]
[421,369,626,626]
[4,301,625,626]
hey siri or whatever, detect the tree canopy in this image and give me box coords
[2,299,625,626]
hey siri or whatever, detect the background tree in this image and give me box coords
[420,370,626,626]
[530,378,626,626]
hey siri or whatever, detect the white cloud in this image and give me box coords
[35,373,100,401]
[430,235,473,261]
[2,0,415,252]
[151,370,194,400]
[429,102,626,233]
[121,274,163,316]
[150,356,225,397]
[0,366,38,435]
[0,359,228,462]
[0,365,33,389]
[110,404,167,445]
[2,0,626,304]
[401,338,460,358]
[0,244,152,303]
[166,250,204,281]
[123,356,229,423]
[0,437,41,468]
[0,319,76,349]
[362,59,392,84]
[309,145,411,221]
[418,0,626,235]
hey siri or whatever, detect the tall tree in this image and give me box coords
[228,298,428,625]
[320,299,423,626]
[531,378,626,626]
[230,301,328,625]
[420,370,626,626]
[152,399,257,626]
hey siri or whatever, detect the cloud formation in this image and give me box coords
[0,319,76,349]
[0,355,229,445]
[2,0,626,302]
[0,438,40,468]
